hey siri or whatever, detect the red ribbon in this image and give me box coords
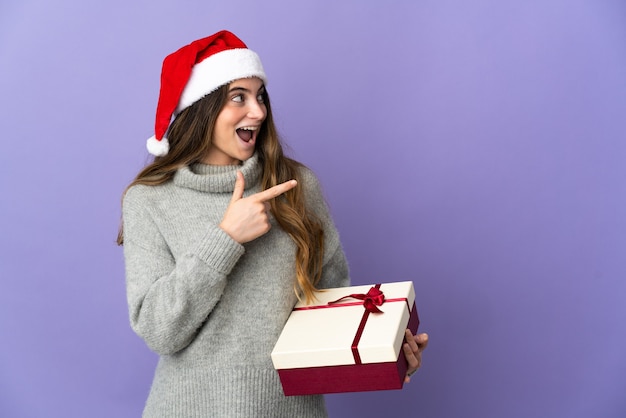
[330,284,385,364]
[328,285,386,313]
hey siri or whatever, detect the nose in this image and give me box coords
[247,99,266,121]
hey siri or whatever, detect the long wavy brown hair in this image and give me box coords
[117,82,324,302]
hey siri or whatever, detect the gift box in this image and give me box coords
[271,281,419,396]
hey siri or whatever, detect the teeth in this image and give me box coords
[239,126,258,131]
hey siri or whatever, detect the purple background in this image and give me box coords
[1,0,625,417]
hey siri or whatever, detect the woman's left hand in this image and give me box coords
[403,330,429,383]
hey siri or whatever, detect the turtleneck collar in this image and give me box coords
[173,153,262,193]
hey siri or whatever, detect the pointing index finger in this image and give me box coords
[253,179,298,202]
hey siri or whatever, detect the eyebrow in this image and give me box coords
[228,85,266,94]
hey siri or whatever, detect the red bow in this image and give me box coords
[328,286,386,313]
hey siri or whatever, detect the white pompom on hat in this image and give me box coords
[146,30,267,156]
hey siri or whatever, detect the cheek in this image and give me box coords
[215,114,235,135]
[212,123,229,145]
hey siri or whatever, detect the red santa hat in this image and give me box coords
[146,30,267,156]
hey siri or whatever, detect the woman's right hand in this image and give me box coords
[219,171,297,243]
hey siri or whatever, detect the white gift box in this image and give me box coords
[271,281,419,395]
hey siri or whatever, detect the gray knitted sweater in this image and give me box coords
[122,154,349,417]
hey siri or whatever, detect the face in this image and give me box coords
[203,77,267,165]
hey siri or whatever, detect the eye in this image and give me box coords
[257,93,265,104]
[232,94,244,103]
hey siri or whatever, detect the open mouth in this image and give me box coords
[236,126,257,143]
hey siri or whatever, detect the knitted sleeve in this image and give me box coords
[122,185,244,355]
[299,167,350,290]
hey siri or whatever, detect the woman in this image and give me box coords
[118,30,427,417]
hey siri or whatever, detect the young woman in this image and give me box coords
[118,30,428,417]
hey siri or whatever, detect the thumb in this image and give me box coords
[230,171,245,203]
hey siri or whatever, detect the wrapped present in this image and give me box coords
[271,281,419,395]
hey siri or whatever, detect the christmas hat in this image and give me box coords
[146,30,267,156]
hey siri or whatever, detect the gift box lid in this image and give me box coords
[271,281,415,369]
